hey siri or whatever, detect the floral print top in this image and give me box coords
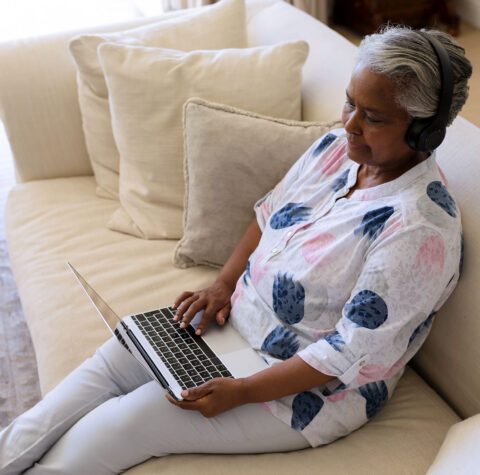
[229,129,463,447]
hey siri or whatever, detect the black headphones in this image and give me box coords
[405,31,454,152]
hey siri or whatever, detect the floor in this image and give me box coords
[0,1,479,427]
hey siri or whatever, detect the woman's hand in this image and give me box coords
[165,377,247,418]
[172,280,234,335]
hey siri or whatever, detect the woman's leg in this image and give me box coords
[25,380,309,474]
[0,337,152,475]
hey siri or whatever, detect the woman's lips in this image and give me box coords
[347,138,368,150]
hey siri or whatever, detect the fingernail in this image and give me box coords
[180,322,186,328]
[219,318,225,324]
[195,329,202,335]
[181,390,189,397]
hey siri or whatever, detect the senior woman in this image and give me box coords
[0,26,472,474]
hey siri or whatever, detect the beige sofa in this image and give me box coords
[1,1,480,473]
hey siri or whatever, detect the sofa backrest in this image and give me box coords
[0,0,277,184]
[413,116,480,419]
[247,0,480,419]
[247,0,356,122]
[0,15,166,182]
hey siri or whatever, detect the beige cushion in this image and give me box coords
[68,0,247,199]
[427,414,480,475]
[99,40,309,239]
[174,98,341,268]
[5,176,460,474]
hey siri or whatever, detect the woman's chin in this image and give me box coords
[346,143,370,162]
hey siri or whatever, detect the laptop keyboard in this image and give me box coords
[131,307,233,389]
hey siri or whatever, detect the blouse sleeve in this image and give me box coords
[254,130,343,231]
[297,223,460,388]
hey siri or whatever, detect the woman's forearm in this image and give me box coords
[216,218,262,291]
[240,355,336,404]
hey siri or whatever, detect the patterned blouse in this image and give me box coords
[229,128,463,447]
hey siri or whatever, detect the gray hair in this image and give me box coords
[357,26,472,126]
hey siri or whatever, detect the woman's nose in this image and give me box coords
[343,110,361,135]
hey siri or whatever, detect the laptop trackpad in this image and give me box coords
[221,348,269,379]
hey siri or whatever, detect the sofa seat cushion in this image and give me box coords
[5,176,219,394]
[6,176,460,473]
[128,367,460,474]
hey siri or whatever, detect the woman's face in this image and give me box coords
[341,62,423,173]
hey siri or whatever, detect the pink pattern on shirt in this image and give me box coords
[259,200,270,224]
[327,390,349,403]
[251,252,270,287]
[318,143,347,175]
[302,231,336,267]
[357,364,389,386]
[414,235,445,276]
[231,281,244,312]
[378,215,403,240]
[436,164,449,186]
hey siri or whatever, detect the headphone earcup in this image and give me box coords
[406,117,446,152]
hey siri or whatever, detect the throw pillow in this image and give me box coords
[68,0,246,199]
[98,40,310,239]
[174,98,342,268]
[427,414,480,475]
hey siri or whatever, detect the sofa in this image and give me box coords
[1,0,480,473]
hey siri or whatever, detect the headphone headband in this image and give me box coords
[406,31,454,152]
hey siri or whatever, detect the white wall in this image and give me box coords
[454,0,480,29]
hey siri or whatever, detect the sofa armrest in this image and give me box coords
[0,14,184,183]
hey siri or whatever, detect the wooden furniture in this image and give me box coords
[333,0,460,36]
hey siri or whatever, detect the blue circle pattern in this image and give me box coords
[331,168,350,192]
[291,391,324,430]
[312,133,337,157]
[243,259,251,286]
[408,311,436,347]
[358,381,389,419]
[261,325,300,360]
[345,290,388,329]
[273,272,305,325]
[354,206,395,241]
[325,331,345,352]
[427,181,457,217]
[269,202,312,230]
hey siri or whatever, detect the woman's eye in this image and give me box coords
[344,100,355,110]
[366,115,382,123]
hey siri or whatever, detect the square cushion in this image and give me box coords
[68,0,247,199]
[174,98,341,268]
[98,40,309,239]
[427,414,480,475]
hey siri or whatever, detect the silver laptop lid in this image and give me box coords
[67,262,123,334]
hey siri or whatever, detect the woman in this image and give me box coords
[0,26,472,473]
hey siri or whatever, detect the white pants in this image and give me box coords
[0,337,309,474]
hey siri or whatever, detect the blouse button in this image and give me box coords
[287,231,293,238]
[359,360,366,366]
[271,248,279,254]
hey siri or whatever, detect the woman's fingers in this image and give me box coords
[194,304,219,335]
[216,304,231,326]
[173,293,198,322]
[172,291,194,311]
[178,297,209,329]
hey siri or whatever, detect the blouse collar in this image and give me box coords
[346,152,438,201]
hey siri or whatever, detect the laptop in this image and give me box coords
[68,262,269,401]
